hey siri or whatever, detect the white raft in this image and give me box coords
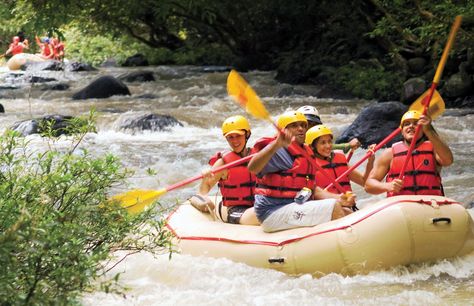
[7,53,46,70]
[166,195,474,276]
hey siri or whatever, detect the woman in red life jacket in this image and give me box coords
[35,36,54,59]
[305,124,375,194]
[51,37,65,61]
[190,115,259,225]
[4,36,28,57]
[365,110,453,197]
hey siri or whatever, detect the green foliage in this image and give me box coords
[0,113,173,304]
[323,62,404,101]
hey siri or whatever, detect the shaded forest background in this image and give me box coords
[1,0,473,102]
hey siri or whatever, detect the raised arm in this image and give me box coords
[248,130,292,174]
[420,115,453,166]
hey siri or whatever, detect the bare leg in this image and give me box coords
[239,207,260,225]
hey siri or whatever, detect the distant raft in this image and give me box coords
[7,53,46,70]
[166,195,474,276]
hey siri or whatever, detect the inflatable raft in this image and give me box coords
[166,195,474,276]
[7,53,46,70]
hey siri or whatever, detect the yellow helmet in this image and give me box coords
[277,111,307,129]
[305,124,333,145]
[400,110,421,127]
[222,115,251,137]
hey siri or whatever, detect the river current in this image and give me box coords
[0,65,473,305]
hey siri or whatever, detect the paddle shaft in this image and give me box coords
[397,16,462,181]
[164,153,255,193]
[325,127,401,191]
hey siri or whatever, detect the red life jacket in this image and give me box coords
[255,139,316,200]
[41,44,52,57]
[53,43,65,60]
[209,149,256,207]
[315,151,352,193]
[10,43,23,55]
[386,141,443,197]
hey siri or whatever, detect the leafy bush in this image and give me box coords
[0,113,173,304]
[323,62,404,101]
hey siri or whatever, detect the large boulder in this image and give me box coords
[11,115,75,136]
[336,101,408,147]
[0,103,4,113]
[117,113,183,133]
[401,77,426,104]
[72,75,130,100]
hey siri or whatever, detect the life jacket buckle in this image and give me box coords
[430,199,439,209]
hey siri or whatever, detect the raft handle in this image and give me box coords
[268,257,285,264]
[432,217,451,224]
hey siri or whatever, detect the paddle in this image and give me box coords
[112,153,256,214]
[324,90,445,191]
[397,16,462,181]
[227,70,347,194]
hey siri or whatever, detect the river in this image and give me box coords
[0,65,473,305]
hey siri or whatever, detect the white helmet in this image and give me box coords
[297,105,322,125]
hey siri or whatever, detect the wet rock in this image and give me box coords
[122,53,149,67]
[23,60,64,71]
[72,75,130,100]
[40,83,70,91]
[66,62,97,72]
[444,72,473,98]
[336,101,408,148]
[118,113,183,133]
[135,93,158,99]
[11,115,75,136]
[0,103,4,113]
[28,76,58,83]
[407,57,427,75]
[201,66,232,73]
[118,71,155,83]
[401,77,426,104]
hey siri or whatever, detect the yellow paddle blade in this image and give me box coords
[227,69,271,121]
[110,188,167,214]
[409,89,445,119]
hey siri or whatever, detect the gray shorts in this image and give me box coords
[261,199,336,232]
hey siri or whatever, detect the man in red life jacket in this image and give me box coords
[4,36,28,57]
[365,110,453,196]
[248,111,355,233]
[35,36,54,59]
[190,115,259,225]
[305,124,375,194]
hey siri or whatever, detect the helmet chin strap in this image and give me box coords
[235,131,251,156]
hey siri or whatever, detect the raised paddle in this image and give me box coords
[397,16,462,182]
[113,153,256,214]
[227,70,347,194]
[325,90,446,191]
